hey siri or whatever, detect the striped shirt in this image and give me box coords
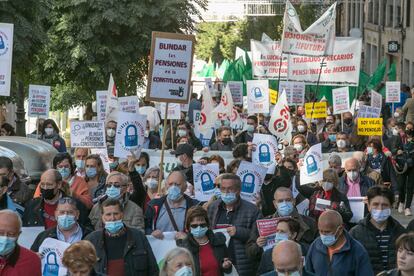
[375,229,391,271]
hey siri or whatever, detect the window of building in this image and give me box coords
[403,59,410,84]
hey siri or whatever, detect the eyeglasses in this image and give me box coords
[58,197,77,205]
[190,223,208,229]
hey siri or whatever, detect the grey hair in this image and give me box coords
[106,171,129,186]
[275,186,293,197]
[143,166,164,182]
[0,210,22,232]
[160,247,195,276]
[167,170,187,184]
[218,173,241,190]
[328,154,342,167]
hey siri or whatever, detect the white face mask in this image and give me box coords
[336,139,347,148]
[107,129,116,138]
[394,112,400,118]
[297,125,306,133]
[144,130,150,138]
[392,128,399,136]
[293,144,303,152]
[322,181,334,191]
[44,127,54,136]
[347,171,359,181]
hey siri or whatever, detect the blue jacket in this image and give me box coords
[305,231,374,276]
[338,174,375,197]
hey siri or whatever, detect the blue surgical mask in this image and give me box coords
[57,215,76,230]
[178,129,187,137]
[75,160,85,169]
[57,167,70,179]
[145,178,158,189]
[167,185,182,201]
[366,146,373,155]
[221,192,237,205]
[277,201,294,216]
[320,229,338,247]
[109,161,119,170]
[104,220,124,234]
[275,232,289,242]
[246,125,255,133]
[86,167,97,178]
[328,134,336,142]
[277,271,300,276]
[371,208,391,223]
[0,236,16,256]
[175,266,193,276]
[214,188,221,199]
[106,185,121,199]
[191,226,208,238]
[135,165,146,175]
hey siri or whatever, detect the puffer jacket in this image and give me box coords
[349,215,406,274]
[207,198,262,276]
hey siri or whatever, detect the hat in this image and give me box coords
[172,143,194,158]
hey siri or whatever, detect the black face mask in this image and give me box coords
[344,118,352,124]
[287,169,296,177]
[41,188,56,200]
[222,138,232,145]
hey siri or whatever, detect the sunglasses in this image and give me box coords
[190,223,208,229]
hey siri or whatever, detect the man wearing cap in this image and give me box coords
[172,143,195,185]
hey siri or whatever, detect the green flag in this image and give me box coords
[367,59,387,90]
[217,59,230,79]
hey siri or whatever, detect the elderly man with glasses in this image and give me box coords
[88,171,144,231]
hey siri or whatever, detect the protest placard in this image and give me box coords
[247,80,269,114]
[357,118,383,136]
[147,233,177,267]
[146,32,195,104]
[251,39,287,79]
[332,87,350,115]
[269,89,278,105]
[105,74,118,123]
[279,81,305,105]
[300,143,323,185]
[193,163,220,202]
[96,90,107,121]
[114,112,147,158]
[385,81,401,103]
[227,81,243,105]
[18,227,44,249]
[349,197,365,223]
[118,96,139,113]
[28,85,51,118]
[257,218,279,250]
[39,238,70,276]
[90,148,111,173]
[0,23,13,96]
[371,90,382,109]
[70,121,106,148]
[305,102,327,119]
[252,133,278,174]
[236,161,267,203]
[358,105,381,118]
[160,102,181,119]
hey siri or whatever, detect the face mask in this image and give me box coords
[167,185,183,201]
[44,127,54,136]
[371,208,391,223]
[328,134,336,142]
[145,178,158,189]
[109,161,119,170]
[246,125,255,133]
[344,118,352,124]
[0,236,16,256]
[394,112,400,118]
[178,129,187,137]
[105,185,121,199]
[347,171,359,181]
[277,201,294,216]
[221,192,237,205]
[293,144,303,152]
[57,215,76,230]
[106,128,116,138]
[191,226,208,238]
[326,119,334,124]
[175,266,193,276]
[366,147,373,155]
[336,140,347,148]
[57,167,71,179]
[223,120,231,127]
[214,188,221,199]
[144,130,150,138]
[75,160,85,169]
[392,128,399,136]
[41,188,56,200]
[86,167,97,178]
[104,220,124,234]
[322,182,334,191]
[176,156,183,166]
[222,137,232,145]
[277,271,300,276]
[275,232,289,242]
[297,125,306,133]
[135,165,146,175]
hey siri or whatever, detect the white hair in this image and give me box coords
[0,210,22,231]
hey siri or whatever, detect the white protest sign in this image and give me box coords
[247,80,269,114]
[96,90,107,121]
[160,103,181,120]
[146,32,194,104]
[91,148,110,173]
[236,161,267,203]
[370,90,382,109]
[39,238,70,276]
[250,39,287,79]
[28,85,51,118]
[105,74,118,123]
[300,143,323,185]
[349,197,365,223]
[114,112,147,158]
[18,227,45,249]
[269,90,293,143]
[287,37,362,86]
[227,81,244,105]
[252,133,278,174]
[205,78,214,94]
[0,23,13,96]
[193,163,220,202]
[279,81,305,105]
[70,121,106,148]
[118,96,139,113]
[385,81,401,103]
[147,234,177,267]
[332,87,350,114]
[357,105,381,118]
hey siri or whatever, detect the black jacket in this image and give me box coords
[85,227,159,276]
[30,224,92,252]
[349,215,406,274]
[128,170,147,210]
[176,230,232,276]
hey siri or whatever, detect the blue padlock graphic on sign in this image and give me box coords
[242,173,255,193]
[254,87,262,98]
[306,155,318,175]
[200,172,214,191]
[125,124,138,147]
[258,144,271,163]
[43,252,59,276]
[0,35,4,50]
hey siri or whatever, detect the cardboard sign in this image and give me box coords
[370,90,382,109]
[279,81,305,105]
[193,163,220,202]
[0,23,14,96]
[256,218,279,237]
[300,143,323,185]
[160,103,181,120]
[250,39,287,79]
[96,90,107,121]
[269,89,278,105]
[358,105,381,118]
[332,87,350,114]
[246,80,269,114]
[349,197,365,223]
[114,112,147,158]
[236,161,267,203]
[269,90,292,143]
[252,133,278,174]
[357,118,383,136]
[19,227,45,249]
[70,121,106,148]
[146,32,195,104]
[305,102,327,118]
[28,85,51,118]
[227,81,243,105]
[147,233,179,267]
[39,238,70,276]
[118,96,139,113]
[385,81,401,103]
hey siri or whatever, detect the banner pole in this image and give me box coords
[276,54,284,91]
[315,57,326,99]
[36,116,40,138]
[341,113,344,132]
[158,102,169,194]
[170,119,174,150]
[392,103,395,117]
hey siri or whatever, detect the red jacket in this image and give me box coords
[0,246,41,276]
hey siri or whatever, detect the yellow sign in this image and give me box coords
[269,89,278,105]
[357,118,383,136]
[305,102,327,119]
